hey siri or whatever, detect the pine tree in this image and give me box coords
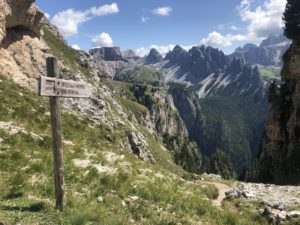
[283,0,300,39]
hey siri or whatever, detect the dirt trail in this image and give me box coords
[205,182,232,207]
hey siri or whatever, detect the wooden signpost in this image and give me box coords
[38,57,92,211]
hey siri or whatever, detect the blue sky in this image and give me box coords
[36,0,286,56]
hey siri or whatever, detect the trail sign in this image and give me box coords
[39,76,92,98]
[38,57,92,212]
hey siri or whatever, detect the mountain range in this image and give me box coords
[229,34,291,67]
[89,37,274,177]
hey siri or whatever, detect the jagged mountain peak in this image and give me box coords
[173,44,186,51]
[144,48,163,65]
[165,45,189,64]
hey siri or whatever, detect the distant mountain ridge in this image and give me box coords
[229,34,291,67]
[163,45,229,84]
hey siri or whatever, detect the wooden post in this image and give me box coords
[47,57,65,212]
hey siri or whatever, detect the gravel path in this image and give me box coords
[205,182,232,207]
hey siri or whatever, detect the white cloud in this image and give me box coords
[91,32,113,47]
[200,0,286,49]
[237,0,287,38]
[152,7,172,16]
[201,31,248,47]
[218,24,239,31]
[71,44,81,50]
[52,9,90,37]
[51,3,119,38]
[136,44,192,57]
[229,25,238,31]
[90,3,119,16]
[141,16,150,23]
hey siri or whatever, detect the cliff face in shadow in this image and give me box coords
[259,39,300,183]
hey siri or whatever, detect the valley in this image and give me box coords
[0,0,299,224]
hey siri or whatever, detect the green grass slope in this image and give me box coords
[0,75,271,225]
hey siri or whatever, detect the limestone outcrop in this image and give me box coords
[0,0,47,89]
[0,0,43,43]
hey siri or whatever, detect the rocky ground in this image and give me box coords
[225,182,300,224]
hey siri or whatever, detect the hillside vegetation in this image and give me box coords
[0,75,271,225]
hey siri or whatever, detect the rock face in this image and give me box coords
[0,0,47,89]
[0,0,43,43]
[128,132,155,163]
[90,47,129,78]
[259,38,300,182]
[195,58,264,99]
[165,45,189,65]
[144,48,163,65]
[90,47,125,61]
[230,34,291,67]
[163,45,230,84]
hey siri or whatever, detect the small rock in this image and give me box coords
[106,135,113,142]
[125,196,140,202]
[277,211,287,220]
[259,208,264,214]
[272,202,286,210]
[287,211,300,218]
[121,200,126,207]
[44,112,50,117]
[96,196,103,202]
[270,208,280,217]
[63,140,75,146]
[243,191,255,198]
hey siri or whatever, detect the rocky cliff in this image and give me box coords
[0,0,46,89]
[89,47,130,78]
[259,38,300,183]
[89,47,125,62]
